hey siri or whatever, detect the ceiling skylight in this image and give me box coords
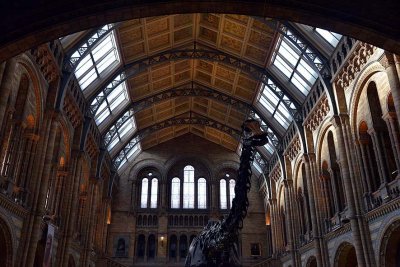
[115,137,141,170]
[258,83,292,129]
[104,111,136,151]
[92,79,129,125]
[272,35,320,95]
[73,27,120,90]
[315,28,342,47]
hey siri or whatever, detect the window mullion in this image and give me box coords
[89,52,100,77]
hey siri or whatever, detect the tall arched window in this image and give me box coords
[150,178,158,208]
[171,177,180,209]
[229,179,236,207]
[140,178,148,208]
[220,179,227,209]
[183,165,195,209]
[198,178,207,209]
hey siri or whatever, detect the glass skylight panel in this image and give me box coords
[115,139,141,170]
[264,142,274,154]
[73,29,120,90]
[93,80,128,125]
[253,159,263,173]
[118,159,127,170]
[106,113,136,151]
[315,28,342,47]
[126,142,139,159]
[272,36,320,95]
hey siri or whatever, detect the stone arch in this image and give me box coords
[306,256,317,267]
[129,159,166,183]
[379,219,400,267]
[213,160,239,183]
[68,254,76,267]
[2,0,400,61]
[350,61,385,134]
[0,216,14,267]
[334,242,358,267]
[165,154,212,180]
[15,55,45,130]
[57,116,72,164]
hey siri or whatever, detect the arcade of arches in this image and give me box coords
[0,4,400,267]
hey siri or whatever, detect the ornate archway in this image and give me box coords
[0,217,13,267]
[306,256,317,267]
[334,242,358,267]
[379,220,400,267]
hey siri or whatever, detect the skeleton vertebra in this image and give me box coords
[185,119,268,267]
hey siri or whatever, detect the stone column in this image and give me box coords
[357,141,373,192]
[368,128,389,184]
[211,181,217,216]
[383,113,400,172]
[0,58,16,130]
[23,118,58,266]
[303,154,325,266]
[383,52,400,129]
[58,151,84,267]
[284,179,300,267]
[331,115,367,267]
[269,198,279,255]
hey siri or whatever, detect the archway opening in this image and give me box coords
[381,222,400,267]
[306,256,317,267]
[0,218,13,267]
[335,243,358,267]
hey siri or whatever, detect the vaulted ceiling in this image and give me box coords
[116,14,275,151]
[61,12,339,171]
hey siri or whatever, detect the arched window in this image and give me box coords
[220,179,227,209]
[229,179,236,207]
[183,165,195,209]
[150,178,158,208]
[171,177,180,209]
[198,178,207,209]
[140,178,148,208]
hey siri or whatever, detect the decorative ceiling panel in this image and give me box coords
[114,13,276,152]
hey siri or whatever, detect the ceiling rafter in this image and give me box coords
[87,47,302,119]
[100,81,284,141]
[111,111,242,160]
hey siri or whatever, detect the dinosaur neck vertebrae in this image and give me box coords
[185,120,268,267]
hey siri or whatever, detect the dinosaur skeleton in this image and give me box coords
[185,119,268,267]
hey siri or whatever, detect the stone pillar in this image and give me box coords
[211,181,218,216]
[383,113,400,172]
[58,151,84,267]
[0,58,16,130]
[284,179,300,267]
[331,115,367,267]
[383,52,400,130]
[24,118,58,266]
[368,128,389,184]
[357,141,373,192]
[161,180,166,209]
[303,154,325,266]
[268,198,279,255]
